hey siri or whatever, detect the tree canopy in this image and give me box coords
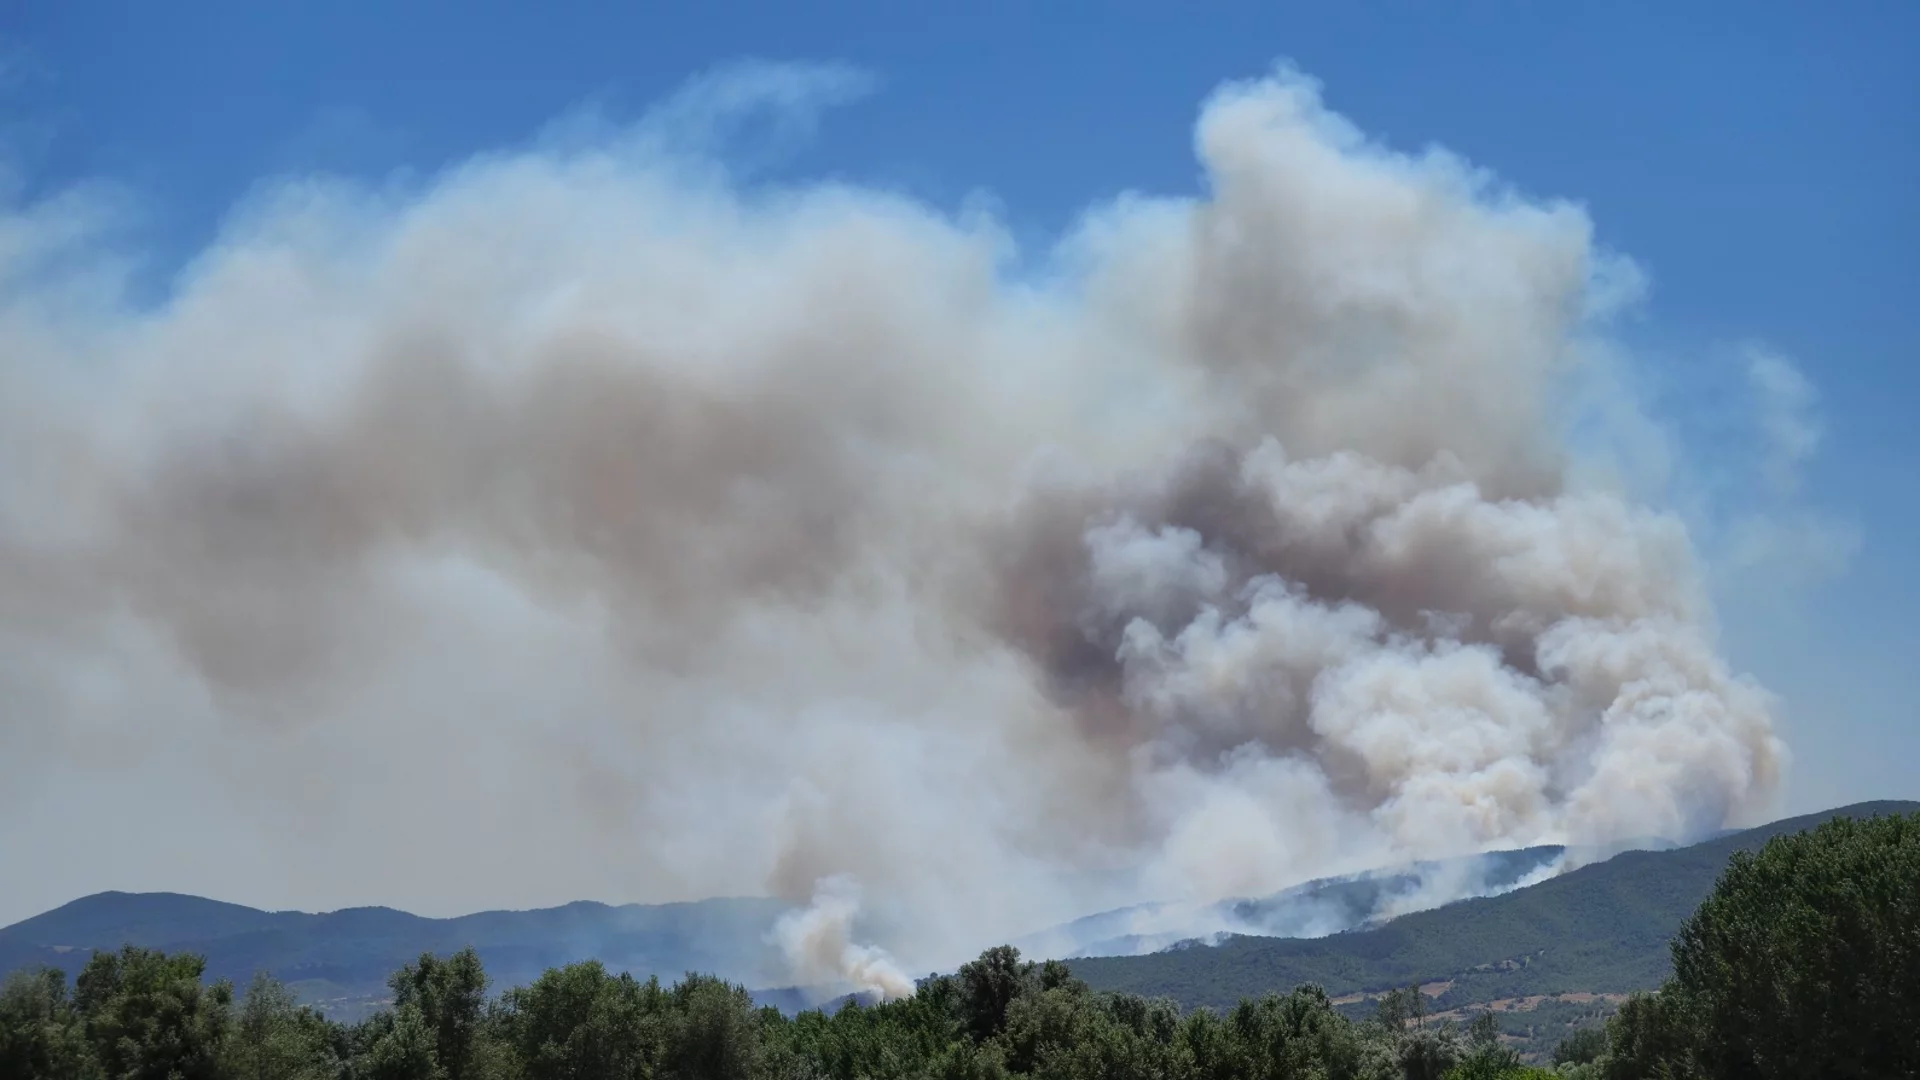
[1604,809,1919,1079]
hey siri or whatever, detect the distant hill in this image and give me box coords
[1067,800,1920,1016]
[0,892,790,1018]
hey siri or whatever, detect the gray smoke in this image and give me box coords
[0,65,1790,993]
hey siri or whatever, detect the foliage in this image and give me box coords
[1598,992,1692,1080]
[73,945,235,1080]
[0,944,1514,1080]
[1549,1026,1605,1067]
[1334,996,1615,1063]
[354,1003,446,1080]
[386,949,491,1080]
[226,971,340,1080]
[0,967,89,1080]
[1603,809,1920,1080]
[495,960,663,1080]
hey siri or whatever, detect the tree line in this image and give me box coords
[3,811,1912,1080]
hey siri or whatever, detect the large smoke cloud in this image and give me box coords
[0,65,1790,995]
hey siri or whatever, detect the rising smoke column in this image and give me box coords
[0,66,1789,989]
[772,876,916,1000]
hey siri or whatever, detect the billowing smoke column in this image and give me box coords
[772,877,915,1001]
[0,66,1789,996]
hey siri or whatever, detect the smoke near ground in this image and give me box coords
[1020,845,1571,962]
[0,65,1794,996]
[772,877,915,1000]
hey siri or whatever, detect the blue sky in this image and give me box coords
[6,1,1915,815]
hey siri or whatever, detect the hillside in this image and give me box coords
[1067,800,1920,1017]
[0,892,789,1017]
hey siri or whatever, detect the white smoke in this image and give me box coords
[1021,845,1573,960]
[1748,349,1822,496]
[772,876,915,1001]
[0,63,1796,981]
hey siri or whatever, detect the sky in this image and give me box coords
[1,2,1914,927]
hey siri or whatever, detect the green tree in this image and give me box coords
[661,974,762,1080]
[1396,1025,1461,1080]
[1443,1057,1549,1078]
[997,976,1092,1076]
[224,973,340,1080]
[73,946,234,1080]
[956,947,1032,1044]
[1668,810,1919,1079]
[498,961,665,1080]
[1444,1011,1521,1079]
[1601,992,1694,1080]
[357,1004,445,1080]
[0,967,91,1080]
[1066,993,1185,1080]
[1221,986,1367,1080]
[1372,987,1427,1032]
[1550,1027,1606,1068]
[387,949,490,1080]
[919,1040,1007,1080]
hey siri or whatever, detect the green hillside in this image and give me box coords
[1067,800,1920,1016]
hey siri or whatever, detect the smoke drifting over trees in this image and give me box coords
[0,65,1793,994]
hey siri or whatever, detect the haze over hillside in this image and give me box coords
[1019,844,1570,960]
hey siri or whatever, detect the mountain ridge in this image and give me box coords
[6,800,1914,1022]
[0,891,794,1018]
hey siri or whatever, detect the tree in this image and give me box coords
[224,972,340,1080]
[387,949,490,1080]
[1601,991,1695,1080]
[0,968,90,1080]
[1397,1024,1461,1080]
[1443,1011,1522,1079]
[1372,986,1427,1032]
[499,961,664,1080]
[957,946,1033,1044]
[1666,810,1919,1079]
[73,945,234,1080]
[358,1004,446,1080]
[1220,986,1367,1080]
[661,974,762,1080]
[1550,1027,1606,1068]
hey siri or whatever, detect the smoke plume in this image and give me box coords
[773,877,915,1000]
[0,65,1790,979]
